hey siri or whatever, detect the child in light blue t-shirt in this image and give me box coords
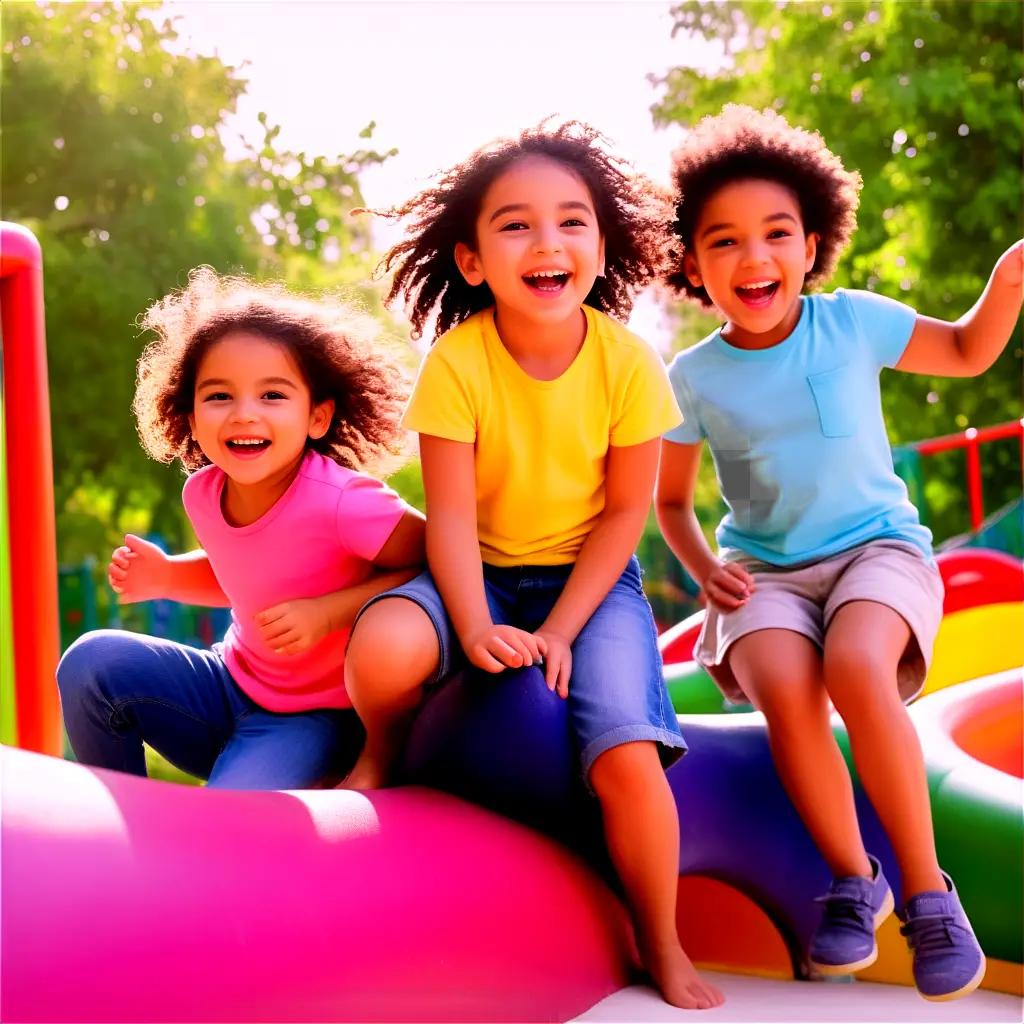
[655,104,1022,1002]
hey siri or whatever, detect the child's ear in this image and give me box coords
[683,251,702,288]
[308,399,334,441]
[188,413,196,436]
[454,242,485,286]
[596,236,607,278]
[805,232,819,273]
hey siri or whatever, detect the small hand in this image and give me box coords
[462,624,545,674]
[702,561,756,613]
[993,238,1024,290]
[533,627,572,698]
[107,534,168,604]
[256,598,331,655]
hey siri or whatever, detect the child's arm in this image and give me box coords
[256,567,422,655]
[108,534,231,606]
[533,439,661,698]
[654,439,755,612]
[419,434,543,672]
[895,239,1023,376]
[255,509,426,655]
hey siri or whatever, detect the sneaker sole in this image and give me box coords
[919,957,987,1002]
[809,887,896,976]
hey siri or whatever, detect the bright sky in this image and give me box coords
[161,1,726,345]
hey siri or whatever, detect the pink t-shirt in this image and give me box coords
[182,450,409,713]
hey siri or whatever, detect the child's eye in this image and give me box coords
[767,229,791,239]
[262,391,287,401]
[709,237,735,249]
[499,220,528,232]
[203,391,230,402]
[561,218,586,228]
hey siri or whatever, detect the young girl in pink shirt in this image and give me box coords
[57,268,426,789]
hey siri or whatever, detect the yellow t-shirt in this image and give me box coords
[403,305,682,566]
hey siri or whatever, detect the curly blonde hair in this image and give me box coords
[133,267,410,474]
[667,104,862,308]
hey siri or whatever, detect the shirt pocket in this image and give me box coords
[806,365,856,438]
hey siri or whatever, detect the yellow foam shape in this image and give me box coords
[923,602,1024,697]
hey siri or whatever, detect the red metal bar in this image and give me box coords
[912,419,1024,532]
[915,419,1024,456]
[1,222,62,756]
[965,431,984,531]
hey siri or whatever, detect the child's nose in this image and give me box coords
[231,398,260,422]
[741,238,771,265]
[533,224,563,255]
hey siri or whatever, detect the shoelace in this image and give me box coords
[814,889,874,932]
[900,912,960,955]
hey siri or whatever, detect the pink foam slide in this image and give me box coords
[1,747,633,1022]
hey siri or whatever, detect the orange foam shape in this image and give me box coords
[676,875,793,978]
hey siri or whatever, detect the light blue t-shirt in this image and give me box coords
[665,288,933,566]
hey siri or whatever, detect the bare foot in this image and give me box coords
[642,940,725,1010]
[336,752,389,791]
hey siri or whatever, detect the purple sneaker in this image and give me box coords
[808,854,894,975]
[899,872,986,1001]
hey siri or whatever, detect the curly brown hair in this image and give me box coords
[133,267,410,474]
[377,120,672,341]
[666,104,862,308]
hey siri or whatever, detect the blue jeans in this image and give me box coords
[359,555,686,778]
[57,630,361,789]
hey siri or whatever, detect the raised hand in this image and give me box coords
[107,534,169,604]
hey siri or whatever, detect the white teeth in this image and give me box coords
[229,438,267,446]
[529,270,568,278]
[738,280,777,290]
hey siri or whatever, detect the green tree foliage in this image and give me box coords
[653,0,1023,542]
[2,2,398,559]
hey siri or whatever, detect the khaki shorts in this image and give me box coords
[697,539,945,705]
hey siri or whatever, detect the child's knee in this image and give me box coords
[56,629,148,714]
[56,630,116,703]
[588,740,661,800]
[346,600,440,690]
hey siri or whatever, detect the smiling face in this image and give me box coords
[454,155,606,336]
[684,178,818,348]
[188,331,333,494]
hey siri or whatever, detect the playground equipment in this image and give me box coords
[3,657,1021,1021]
[0,222,61,755]
[2,220,1020,1019]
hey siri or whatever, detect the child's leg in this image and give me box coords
[590,741,723,1010]
[207,706,362,789]
[566,558,721,1009]
[822,601,943,896]
[729,629,871,879]
[824,599,984,1000]
[343,591,443,789]
[56,629,241,780]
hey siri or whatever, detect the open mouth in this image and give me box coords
[523,270,570,295]
[226,438,270,457]
[735,280,780,306]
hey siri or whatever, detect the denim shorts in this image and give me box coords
[358,555,686,779]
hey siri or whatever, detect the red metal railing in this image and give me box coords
[913,419,1024,532]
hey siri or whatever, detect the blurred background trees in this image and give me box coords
[3,2,399,561]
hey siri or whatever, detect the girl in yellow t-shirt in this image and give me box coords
[344,121,722,1011]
